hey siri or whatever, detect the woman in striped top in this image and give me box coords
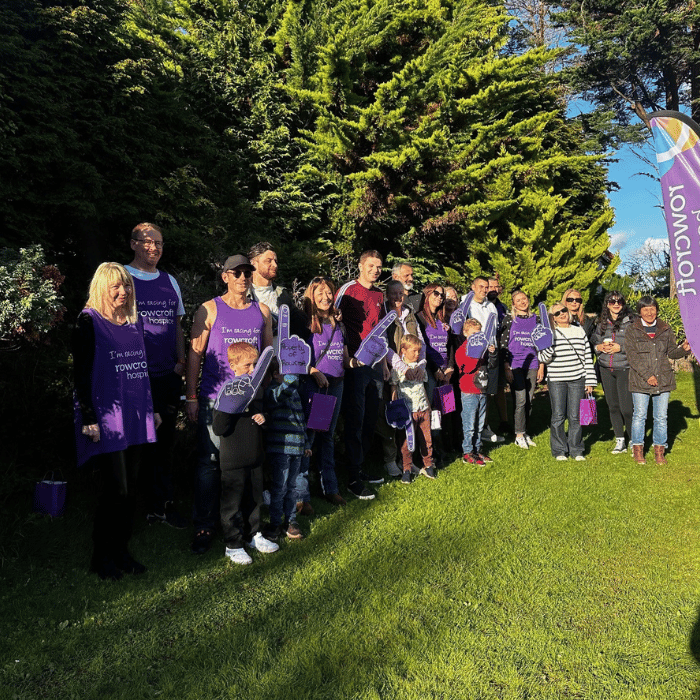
[538,302,597,461]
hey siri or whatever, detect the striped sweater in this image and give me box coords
[264,375,311,455]
[537,326,597,385]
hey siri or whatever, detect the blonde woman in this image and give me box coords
[538,302,597,461]
[561,288,595,337]
[73,263,160,580]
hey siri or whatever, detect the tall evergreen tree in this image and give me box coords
[275,0,614,299]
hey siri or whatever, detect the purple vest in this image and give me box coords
[131,272,179,377]
[200,298,265,400]
[312,322,345,378]
[424,321,449,369]
[508,314,538,370]
[74,308,156,466]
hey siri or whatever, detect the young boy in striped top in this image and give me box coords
[264,361,312,540]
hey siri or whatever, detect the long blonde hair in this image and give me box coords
[85,262,137,323]
[303,277,341,334]
[560,288,586,325]
[509,290,534,318]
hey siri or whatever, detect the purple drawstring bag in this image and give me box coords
[579,398,597,426]
[34,471,67,518]
[306,391,337,431]
[433,384,456,414]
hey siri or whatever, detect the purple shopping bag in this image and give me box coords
[579,397,597,426]
[34,472,67,517]
[433,384,456,414]
[306,392,337,431]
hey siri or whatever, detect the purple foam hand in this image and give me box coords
[385,398,411,429]
[215,346,274,414]
[355,311,397,367]
[484,312,497,347]
[467,331,489,358]
[278,305,311,375]
[531,302,553,351]
[449,291,473,335]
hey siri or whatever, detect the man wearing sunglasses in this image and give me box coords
[185,254,273,554]
[126,223,187,530]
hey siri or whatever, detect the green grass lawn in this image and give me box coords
[3,372,700,699]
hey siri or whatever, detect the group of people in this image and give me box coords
[73,226,691,579]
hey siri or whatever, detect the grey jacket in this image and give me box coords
[625,318,689,394]
[591,315,633,372]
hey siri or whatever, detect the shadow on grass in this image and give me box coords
[689,607,700,699]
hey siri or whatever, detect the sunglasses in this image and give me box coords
[311,276,330,284]
[552,309,568,317]
[607,299,623,305]
[432,291,445,298]
[565,296,582,303]
[228,269,252,279]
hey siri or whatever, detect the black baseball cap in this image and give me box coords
[223,254,254,271]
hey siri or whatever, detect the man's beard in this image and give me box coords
[487,291,499,302]
[403,282,414,292]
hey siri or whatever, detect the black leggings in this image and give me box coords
[599,367,633,439]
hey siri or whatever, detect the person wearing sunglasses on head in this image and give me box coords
[538,303,597,461]
[591,292,635,454]
[561,289,596,338]
[185,254,273,555]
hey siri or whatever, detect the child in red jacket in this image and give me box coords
[456,319,499,465]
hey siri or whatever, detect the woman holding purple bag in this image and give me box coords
[295,277,351,512]
[73,263,160,580]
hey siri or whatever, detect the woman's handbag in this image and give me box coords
[306,390,337,431]
[579,397,597,426]
[34,471,67,517]
[433,384,456,414]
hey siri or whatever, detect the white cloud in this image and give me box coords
[642,236,670,252]
[608,231,631,251]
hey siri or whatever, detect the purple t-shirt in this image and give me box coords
[508,314,538,371]
[74,308,156,466]
[128,270,181,377]
[199,298,265,400]
[423,321,449,369]
[312,322,345,378]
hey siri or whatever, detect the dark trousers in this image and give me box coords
[220,464,263,548]
[92,445,142,561]
[342,365,381,482]
[599,367,633,439]
[511,367,537,435]
[143,371,182,513]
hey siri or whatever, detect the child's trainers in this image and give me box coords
[285,522,304,539]
[246,532,279,554]
[401,471,412,484]
[471,452,485,466]
[420,466,436,479]
[477,453,493,463]
[462,453,476,464]
[225,546,253,565]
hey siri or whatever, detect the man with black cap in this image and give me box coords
[185,254,273,554]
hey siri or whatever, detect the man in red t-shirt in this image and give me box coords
[335,250,386,500]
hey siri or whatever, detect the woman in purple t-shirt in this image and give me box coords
[73,263,160,580]
[296,277,351,512]
[499,291,544,450]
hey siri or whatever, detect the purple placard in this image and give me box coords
[278,304,311,375]
[650,111,700,355]
[531,302,553,351]
[355,311,397,367]
[306,392,337,431]
[214,346,274,414]
[449,291,474,335]
[433,385,456,414]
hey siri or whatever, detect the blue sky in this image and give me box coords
[605,142,669,264]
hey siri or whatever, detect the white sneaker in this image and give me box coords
[246,532,279,554]
[525,434,536,447]
[384,461,402,477]
[225,547,252,565]
[515,435,529,450]
[574,455,586,461]
[481,427,505,443]
[555,455,568,461]
[611,438,626,454]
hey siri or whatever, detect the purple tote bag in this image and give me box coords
[579,397,597,426]
[433,384,456,414]
[306,391,337,431]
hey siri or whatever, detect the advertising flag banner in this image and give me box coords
[649,110,700,352]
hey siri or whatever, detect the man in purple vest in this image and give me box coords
[125,223,187,529]
[186,254,273,554]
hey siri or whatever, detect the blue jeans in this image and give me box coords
[631,392,669,448]
[461,393,486,454]
[296,377,344,500]
[548,379,584,457]
[193,399,220,532]
[268,452,302,528]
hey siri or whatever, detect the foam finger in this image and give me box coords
[278,304,290,342]
[539,302,551,330]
